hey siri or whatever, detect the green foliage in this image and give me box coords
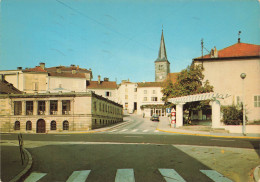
[221,105,244,125]
[162,64,214,114]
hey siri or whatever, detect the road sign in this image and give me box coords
[172,116,176,120]
[171,112,176,116]
[166,108,171,113]
[171,108,175,113]
[171,120,176,124]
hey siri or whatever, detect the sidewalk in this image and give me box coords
[156,117,260,139]
[0,141,31,182]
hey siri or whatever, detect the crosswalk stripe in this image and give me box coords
[66,170,91,182]
[158,168,186,182]
[115,169,135,182]
[120,129,128,132]
[109,129,118,132]
[154,130,159,132]
[200,170,232,182]
[132,129,138,132]
[24,172,47,182]
[143,130,149,132]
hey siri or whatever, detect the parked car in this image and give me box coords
[150,114,159,122]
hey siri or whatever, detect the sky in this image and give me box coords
[0,0,259,83]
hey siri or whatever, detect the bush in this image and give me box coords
[221,105,244,125]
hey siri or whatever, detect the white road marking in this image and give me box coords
[109,129,118,132]
[24,172,47,182]
[115,169,135,182]
[66,170,91,182]
[124,136,143,138]
[120,129,128,132]
[200,170,232,182]
[211,139,235,142]
[154,130,159,132]
[143,130,149,132]
[54,135,71,137]
[131,129,138,132]
[158,168,186,182]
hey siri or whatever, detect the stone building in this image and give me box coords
[155,30,170,82]
[117,80,138,114]
[0,63,92,93]
[86,75,118,102]
[0,91,123,133]
[193,41,260,121]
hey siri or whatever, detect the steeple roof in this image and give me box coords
[155,30,168,62]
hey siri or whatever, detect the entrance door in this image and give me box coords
[134,102,137,111]
[37,119,46,133]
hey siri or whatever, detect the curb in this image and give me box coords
[54,120,133,134]
[156,128,260,139]
[9,148,33,182]
[254,165,260,182]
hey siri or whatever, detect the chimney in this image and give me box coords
[17,67,22,70]
[70,64,75,67]
[238,38,240,43]
[98,75,101,84]
[56,67,61,73]
[104,77,109,82]
[213,46,218,57]
[0,74,5,81]
[39,62,45,70]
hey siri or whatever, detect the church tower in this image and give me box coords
[155,29,170,82]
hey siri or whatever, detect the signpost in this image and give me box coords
[171,108,176,128]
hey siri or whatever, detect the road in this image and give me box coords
[1,114,259,182]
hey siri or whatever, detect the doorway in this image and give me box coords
[37,119,46,133]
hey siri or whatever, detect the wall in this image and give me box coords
[49,76,86,92]
[23,73,48,93]
[195,58,260,121]
[117,82,137,113]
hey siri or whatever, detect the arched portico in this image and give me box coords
[169,93,230,128]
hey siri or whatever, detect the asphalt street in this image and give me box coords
[1,115,260,182]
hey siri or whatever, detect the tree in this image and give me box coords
[162,64,214,122]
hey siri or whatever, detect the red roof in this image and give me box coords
[196,43,260,59]
[165,73,179,84]
[87,81,117,89]
[23,66,47,73]
[46,66,91,73]
[0,80,23,94]
[137,82,164,87]
[48,72,86,78]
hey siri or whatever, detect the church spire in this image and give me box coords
[156,28,168,62]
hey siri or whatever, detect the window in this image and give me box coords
[26,101,33,115]
[38,101,45,115]
[14,101,22,115]
[50,100,58,115]
[151,97,158,101]
[143,97,147,101]
[134,88,137,92]
[26,121,32,130]
[254,96,260,107]
[14,121,20,130]
[33,82,39,91]
[144,90,147,94]
[159,65,163,70]
[105,91,111,97]
[125,88,128,93]
[51,120,56,130]
[63,120,69,130]
[125,102,128,108]
[125,95,128,100]
[93,102,97,111]
[153,90,156,94]
[62,100,70,115]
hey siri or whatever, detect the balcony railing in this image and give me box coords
[62,110,70,115]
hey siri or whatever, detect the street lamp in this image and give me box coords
[240,73,246,135]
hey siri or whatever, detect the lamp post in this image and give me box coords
[240,73,246,135]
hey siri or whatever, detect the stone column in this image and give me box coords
[176,103,185,127]
[33,100,37,115]
[45,100,50,115]
[58,100,62,115]
[22,101,26,115]
[198,110,203,120]
[211,100,221,128]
